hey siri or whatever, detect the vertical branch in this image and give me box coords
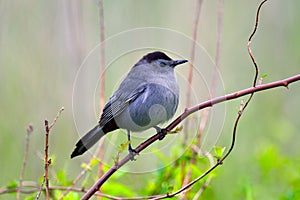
[44,120,51,200]
[180,0,203,195]
[248,0,268,87]
[97,0,106,192]
[210,0,224,95]
[36,108,64,200]
[181,0,224,198]
[17,124,34,200]
[198,0,224,147]
[184,0,203,143]
[98,0,106,109]
[222,0,269,164]
[218,0,269,182]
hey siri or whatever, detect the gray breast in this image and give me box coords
[128,83,179,128]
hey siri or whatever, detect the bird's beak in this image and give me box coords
[171,59,188,67]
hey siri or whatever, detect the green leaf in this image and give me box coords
[53,190,80,200]
[120,140,130,151]
[102,182,134,196]
[80,163,91,171]
[49,154,56,166]
[188,163,203,177]
[56,171,66,185]
[65,192,80,200]
[214,146,226,159]
[90,158,100,168]
[81,179,89,188]
[6,180,18,189]
[25,195,35,200]
[262,73,268,79]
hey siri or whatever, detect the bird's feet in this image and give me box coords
[128,143,138,161]
[154,126,168,140]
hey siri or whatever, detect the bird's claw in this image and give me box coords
[154,126,167,140]
[128,144,138,161]
[158,128,167,140]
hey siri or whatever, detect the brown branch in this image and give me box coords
[97,1,106,196]
[1,184,125,200]
[248,0,268,87]
[82,73,300,199]
[48,107,64,130]
[17,124,34,200]
[184,0,203,143]
[36,107,64,200]
[181,0,203,196]
[44,120,50,200]
[181,0,224,197]
[98,0,106,110]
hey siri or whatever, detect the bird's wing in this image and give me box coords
[99,84,147,127]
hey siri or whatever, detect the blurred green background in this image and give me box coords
[0,0,300,199]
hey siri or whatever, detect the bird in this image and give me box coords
[71,51,187,159]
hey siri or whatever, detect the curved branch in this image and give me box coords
[248,0,268,86]
[82,74,300,199]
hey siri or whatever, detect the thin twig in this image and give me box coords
[192,150,214,200]
[248,0,268,87]
[184,0,203,143]
[49,107,64,130]
[44,120,50,200]
[1,184,128,199]
[36,107,64,200]
[98,0,106,112]
[97,1,106,196]
[181,0,224,197]
[211,0,224,92]
[180,0,203,196]
[197,0,224,144]
[17,124,34,200]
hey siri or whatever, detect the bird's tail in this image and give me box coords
[71,125,105,158]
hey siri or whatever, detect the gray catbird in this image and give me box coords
[71,51,187,159]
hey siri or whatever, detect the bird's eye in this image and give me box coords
[159,61,167,67]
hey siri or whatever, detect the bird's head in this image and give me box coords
[134,51,188,69]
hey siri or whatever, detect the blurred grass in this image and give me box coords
[0,0,300,199]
